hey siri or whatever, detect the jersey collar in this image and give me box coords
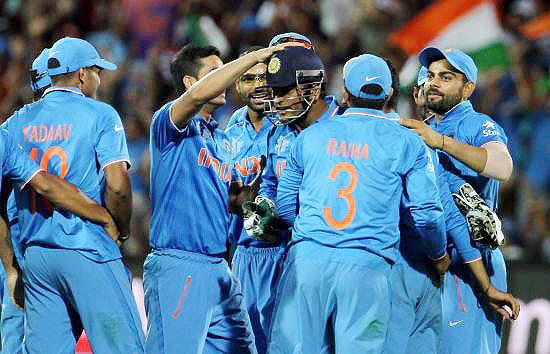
[341,107,399,121]
[42,86,85,98]
[443,100,473,120]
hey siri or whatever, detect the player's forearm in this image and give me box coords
[466,258,492,293]
[171,52,262,128]
[0,216,18,275]
[104,177,132,236]
[440,135,487,173]
[31,173,112,227]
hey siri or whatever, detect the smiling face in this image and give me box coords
[425,59,474,115]
[236,63,267,112]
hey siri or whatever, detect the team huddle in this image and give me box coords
[0,32,520,354]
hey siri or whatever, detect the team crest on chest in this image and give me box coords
[275,134,291,154]
[230,138,244,155]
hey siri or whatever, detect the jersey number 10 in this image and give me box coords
[28,146,68,214]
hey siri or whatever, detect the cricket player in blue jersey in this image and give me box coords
[401,47,517,354]
[0,47,52,354]
[241,45,342,242]
[2,37,144,353]
[383,66,519,354]
[144,42,297,354]
[269,53,449,354]
[224,46,278,354]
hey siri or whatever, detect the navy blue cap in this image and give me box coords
[419,47,477,83]
[47,37,117,76]
[269,32,312,47]
[266,47,324,88]
[343,54,392,100]
[30,48,52,92]
[417,66,428,86]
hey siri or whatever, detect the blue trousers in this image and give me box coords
[232,246,284,354]
[23,246,145,354]
[143,249,256,354]
[267,242,391,354]
[383,258,442,354]
[0,264,24,354]
[441,248,506,354]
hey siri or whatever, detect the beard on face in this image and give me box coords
[426,87,463,115]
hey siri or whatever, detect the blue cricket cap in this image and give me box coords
[343,54,392,100]
[30,48,52,92]
[417,66,428,86]
[269,32,313,48]
[266,46,324,88]
[47,37,117,76]
[419,46,477,83]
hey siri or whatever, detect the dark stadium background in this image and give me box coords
[1,1,548,353]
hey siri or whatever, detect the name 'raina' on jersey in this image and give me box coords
[327,138,369,160]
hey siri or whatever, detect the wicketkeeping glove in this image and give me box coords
[452,183,505,249]
[242,196,278,242]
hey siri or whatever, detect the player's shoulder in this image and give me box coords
[82,96,120,116]
[225,106,248,131]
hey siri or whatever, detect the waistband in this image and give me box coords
[150,248,226,265]
[234,244,284,256]
[287,241,390,270]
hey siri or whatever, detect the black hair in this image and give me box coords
[383,57,399,111]
[239,45,264,57]
[170,44,221,95]
[345,87,386,110]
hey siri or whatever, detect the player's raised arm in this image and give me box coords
[170,44,294,129]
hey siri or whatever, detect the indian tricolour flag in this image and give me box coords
[389,0,509,86]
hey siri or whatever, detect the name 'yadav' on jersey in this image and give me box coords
[2,87,130,262]
[149,101,232,256]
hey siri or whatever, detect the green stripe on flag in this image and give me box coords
[468,42,509,71]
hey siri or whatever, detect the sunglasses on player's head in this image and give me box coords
[273,38,314,51]
[239,73,267,85]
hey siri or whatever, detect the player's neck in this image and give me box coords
[199,107,213,122]
[247,108,264,132]
[294,98,328,131]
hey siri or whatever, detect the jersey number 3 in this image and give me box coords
[323,162,357,230]
[29,146,68,214]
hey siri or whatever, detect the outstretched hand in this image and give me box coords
[400,118,444,149]
[228,156,266,215]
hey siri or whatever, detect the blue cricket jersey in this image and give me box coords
[430,101,508,210]
[276,107,446,263]
[149,101,233,256]
[2,86,129,262]
[258,96,341,201]
[6,195,24,265]
[225,106,273,247]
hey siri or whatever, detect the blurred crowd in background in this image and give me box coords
[1,0,548,263]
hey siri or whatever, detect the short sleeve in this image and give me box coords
[95,105,131,170]
[1,129,41,189]
[151,102,193,152]
[465,116,508,148]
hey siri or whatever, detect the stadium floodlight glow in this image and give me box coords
[262,69,324,126]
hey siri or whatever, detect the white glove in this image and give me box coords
[452,183,505,249]
[242,196,277,242]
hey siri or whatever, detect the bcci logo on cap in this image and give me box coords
[268,57,281,74]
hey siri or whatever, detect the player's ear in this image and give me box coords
[462,81,475,100]
[341,87,350,108]
[412,86,419,103]
[183,75,197,91]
